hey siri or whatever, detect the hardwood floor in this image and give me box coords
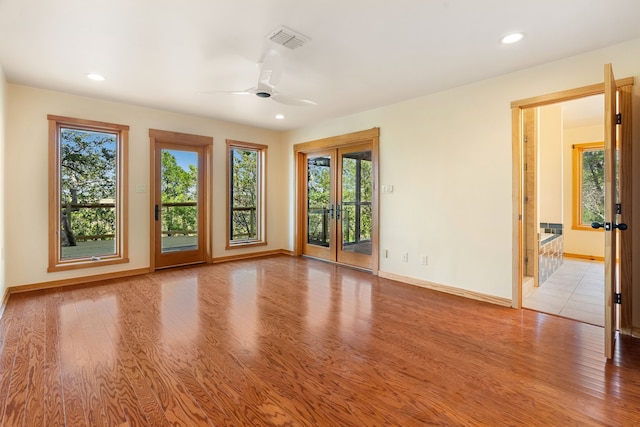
[1,255,639,426]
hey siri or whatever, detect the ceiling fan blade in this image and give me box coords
[257,49,282,90]
[271,93,317,106]
[202,87,256,96]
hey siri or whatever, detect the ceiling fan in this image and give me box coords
[213,50,316,106]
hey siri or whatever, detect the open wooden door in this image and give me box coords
[602,63,620,359]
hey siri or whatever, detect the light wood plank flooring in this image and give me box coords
[1,256,639,426]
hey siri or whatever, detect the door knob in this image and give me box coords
[614,223,628,231]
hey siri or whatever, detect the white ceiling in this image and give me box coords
[1,0,639,131]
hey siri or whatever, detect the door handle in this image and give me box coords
[329,204,334,219]
[155,204,159,221]
[336,204,341,220]
[591,222,627,231]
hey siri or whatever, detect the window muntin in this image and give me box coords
[226,140,267,248]
[48,115,129,271]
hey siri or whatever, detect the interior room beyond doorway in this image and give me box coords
[521,94,605,326]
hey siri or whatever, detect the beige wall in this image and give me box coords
[283,38,640,328]
[5,85,287,288]
[0,65,6,302]
[563,123,605,257]
[539,104,563,225]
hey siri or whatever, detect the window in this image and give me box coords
[572,141,617,231]
[48,115,129,271]
[226,140,267,248]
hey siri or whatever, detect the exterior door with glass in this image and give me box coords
[303,144,374,270]
[150,129,211,270]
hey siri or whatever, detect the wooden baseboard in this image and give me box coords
[212,249,294,264]
[632,326,640,339]
[8,267,152,295]
[378,271,512,307]
[564,253,605,262]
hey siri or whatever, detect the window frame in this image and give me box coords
[572,141,605,232]
[48,115,129,271]
[225,139,267,249]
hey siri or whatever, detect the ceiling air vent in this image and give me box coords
[268,26,310,49]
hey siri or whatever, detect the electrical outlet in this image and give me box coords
[401,252,408,262]
[420,255,428,266]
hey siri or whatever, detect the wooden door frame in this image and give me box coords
[294,128,380,274]
[149,129,213,271]
[522,108,539,288]
[511,77,634,336]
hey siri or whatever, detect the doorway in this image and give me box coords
[511,66,633,358]
[521,95,607,326]
[295,129,379,272]
[149,129,212,270]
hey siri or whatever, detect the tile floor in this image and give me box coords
[523,258,604,326]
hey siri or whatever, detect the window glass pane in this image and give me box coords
[307,155,331,247]
[231,148,259,241]
[161,149,198,253]
[580,149,605,224]
[341,151,372,255]
[59,128,117,259]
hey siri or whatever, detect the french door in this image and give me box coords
[302,143,374,270]
[149,129,212,270]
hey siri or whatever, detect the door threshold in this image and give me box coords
[302,255,372,274]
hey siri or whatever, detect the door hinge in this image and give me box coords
[615,293,622,304]
[524,135,528,143]
[524,256,528,264]
[616,113,622,125]
[616,203,622,215]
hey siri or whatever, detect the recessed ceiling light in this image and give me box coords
[275,114,285,120]
[501,32,525,45]
[86,73,106,81]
